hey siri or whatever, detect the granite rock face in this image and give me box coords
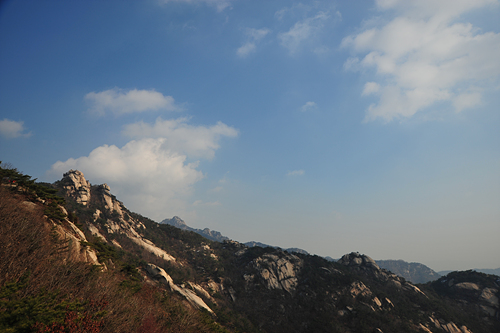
[253,252,303,293]
[239,250,303,294]
[339,252,381,271]
[146,263,214,313]
[61,170,176,262]
[62,170,91,205]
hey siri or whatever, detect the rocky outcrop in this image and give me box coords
[49,206,99,265]
[339,252,381,271]
[446,275,499,319]
[429,271,500,331]
[94,183,124,215]
[146,264,213,314]
[248,252,303,294]
[62,170,91,205]
[61,170,176,262]
[480,288,499,316]
[339,252,427,297]
[427,317,473,333]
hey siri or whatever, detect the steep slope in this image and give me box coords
[0,167,241,333]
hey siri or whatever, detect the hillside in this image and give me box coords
[376,260,441,284]
[1,165,499,333]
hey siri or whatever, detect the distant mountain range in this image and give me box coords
[375,260,441,284]
[160,216,230,242]
[160,216,499,284]
[243,241,310,255]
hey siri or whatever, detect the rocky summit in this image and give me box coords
[1,166,499,333]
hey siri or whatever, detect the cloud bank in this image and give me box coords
[342,0,500,122]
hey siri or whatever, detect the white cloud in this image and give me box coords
[48,138,203,221]
[362,82,381,96]
[211,186,223,192]
[278,11,329,54]
[85,88,180,116]
[342,0,500,121]
[237,28,271,58]
[122,117,238,159]
[159,0,233,12]
[301,101,317,112]
[453,91,482,112]
[0,119,32,139]
[47,117,237,221]
[287,170,305,177]
[237,43,256,57]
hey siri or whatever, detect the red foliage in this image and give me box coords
[137,314,162,333]
[33,299,108,333]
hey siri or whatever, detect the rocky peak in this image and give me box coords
[94,183,123,215]
[161,216,187,228]
[62,170,91,205]
[339,252,381,271]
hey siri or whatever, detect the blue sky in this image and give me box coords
[1,0,499,271]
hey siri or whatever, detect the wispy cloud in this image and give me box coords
[85,88,180,116]
[122,117,238,159]
[237,28,271,58]
[193,200,221,206]
[342,0,500,122]
[287,169,305,177]
[0,119,32,139]
[159,0,233,12]
[278,11,329,54]
[301,101,317,112]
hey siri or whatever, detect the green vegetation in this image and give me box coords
[1,162,66,221]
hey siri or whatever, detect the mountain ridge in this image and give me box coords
[375,259,441,284]
[160,216,230,243]
[1,166,499,333]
